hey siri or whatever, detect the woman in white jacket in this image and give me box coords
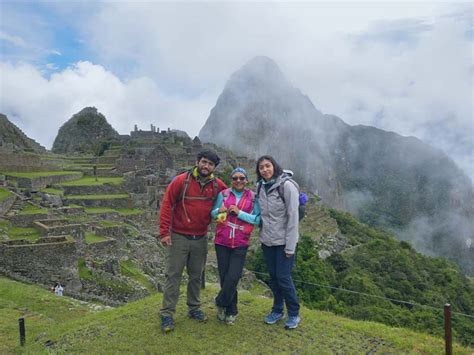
[256,155,301,330]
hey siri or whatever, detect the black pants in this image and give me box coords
[215,244,248,316]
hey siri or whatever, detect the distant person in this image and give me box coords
[54,283,64,296]
[211,167,260,325]
[159,149,227,333]
[256,155,301,329]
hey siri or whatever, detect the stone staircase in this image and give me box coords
[5,196,23,217]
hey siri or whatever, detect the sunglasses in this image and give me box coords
[232,176,247,181]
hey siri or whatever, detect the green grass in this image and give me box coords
[7,227,40,241]
[59,177,124,186]
[85,232,107,244]
[78,258,93,280]
[99,220,124,228]
[65,194,129,200]
[0,187,13,201]
[120,260,156,293]
[0,219,10,229]
[0,278,471,354]
[1,171,81,178]
[39,188,64,196]
[0,277,98,353]
[62,164,115,170]
[18,203,48,215]
[85,207,143,216]
[84,207,117,214]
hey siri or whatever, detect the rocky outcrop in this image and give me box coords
[52,107,119,154]
[0,113,46,153]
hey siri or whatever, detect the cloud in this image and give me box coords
[0,2,472,178]
[0,61,215,149]
[0,31,28,48]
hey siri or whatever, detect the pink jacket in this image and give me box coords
[215,188,255,248]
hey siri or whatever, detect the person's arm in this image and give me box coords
[283,181,299,255]
[237,198,261,225]
[211,192,224,218]
[159,176,183,244]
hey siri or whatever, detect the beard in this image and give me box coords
[197,166,210,178]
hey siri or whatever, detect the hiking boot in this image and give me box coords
[161,315,175,333]
[264,311,284,325]
[188,309,208,322]
[285,315,301,329]
[225,314,237,325]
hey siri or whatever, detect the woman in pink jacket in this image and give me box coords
[212,167,260,325]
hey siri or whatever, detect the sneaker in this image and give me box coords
[264,311,284,325]
[285,315,301,329]
[214,296,226,322]
[225,314,237,325]
[217,306,226,322]
[188,309,208,322]
[161,315,175,333]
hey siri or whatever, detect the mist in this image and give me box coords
[0,2,472,179]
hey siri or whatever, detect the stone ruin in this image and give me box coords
[0,124,256,305]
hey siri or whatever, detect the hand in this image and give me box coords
[216,212,227,223]
[227,205,240,215]
[218,205,227,213]
[285,252,294,258]
[161,235,172,247]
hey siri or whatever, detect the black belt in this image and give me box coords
[182,234,206,240]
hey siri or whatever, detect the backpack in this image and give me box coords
[256,179,307,221]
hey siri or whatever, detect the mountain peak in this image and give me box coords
[52,107,119,154]
[226,56,289,92]
[0,113,46,153]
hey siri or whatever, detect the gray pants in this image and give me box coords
[160,232,208,317]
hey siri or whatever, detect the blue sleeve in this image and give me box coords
[237,198,261,225]
[211,192,224,219]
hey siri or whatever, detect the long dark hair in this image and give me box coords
[256,155,283,181]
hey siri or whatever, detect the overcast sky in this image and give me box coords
[0,1,472,179]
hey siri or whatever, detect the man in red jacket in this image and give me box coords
[159,149,226,332]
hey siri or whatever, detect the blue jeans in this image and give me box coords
[261,244,300,317]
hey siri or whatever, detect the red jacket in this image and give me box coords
[159,170,226,238]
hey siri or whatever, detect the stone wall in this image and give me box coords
[116,158,146,173]
[60,184,126,196]
[64,197,132,209]
[0,236,82,292]
[0,152,59,172]
[97,156,119,165]
[9,213,50,227]
[85,238,119,259]
[6,173,83,189]
[0,194,16,216]
[34,219,83,237]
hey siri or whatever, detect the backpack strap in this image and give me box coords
[177,169,222,202]
[177,170,192,202]
[277,179,299,205]
[256,181,263,199]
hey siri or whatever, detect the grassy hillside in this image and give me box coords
[0,277,472,354]
[249,207,474,346]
